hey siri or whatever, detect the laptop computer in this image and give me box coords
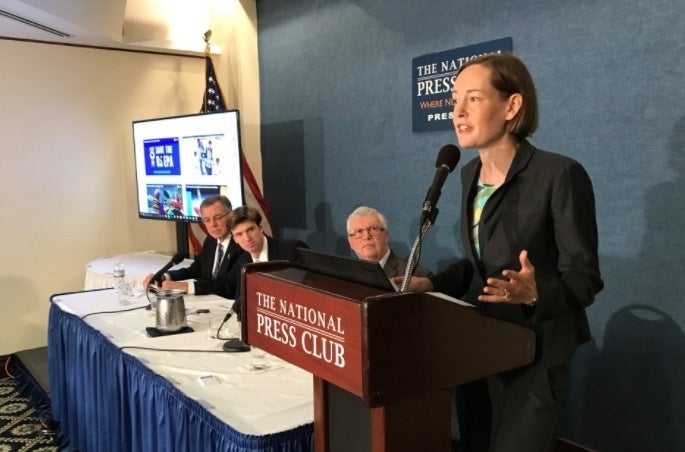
[293,248,398,292]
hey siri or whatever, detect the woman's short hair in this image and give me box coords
[457,52,539,139]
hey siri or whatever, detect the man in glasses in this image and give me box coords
[346,206,432,278]
[143,195,244,298]
[226,205,308,316]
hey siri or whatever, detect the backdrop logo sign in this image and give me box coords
[412,37,513,133]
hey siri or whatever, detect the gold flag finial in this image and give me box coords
[203,29,212,54]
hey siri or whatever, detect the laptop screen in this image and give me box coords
[293,248,397,292]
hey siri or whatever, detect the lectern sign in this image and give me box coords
[245,272,363,396]
[242,264,536,452]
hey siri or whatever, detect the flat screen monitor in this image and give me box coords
[132,110,243,222]
[293,248,397,292]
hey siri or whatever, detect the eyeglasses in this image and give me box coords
[348,226,386,238]
[201,211,230,225]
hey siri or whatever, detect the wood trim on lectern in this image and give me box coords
[314,377,329,452]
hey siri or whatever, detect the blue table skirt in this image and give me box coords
[48,302,313,451]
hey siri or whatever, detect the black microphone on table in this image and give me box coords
[222,298,250,352]
[150,253,184,285]
[221,300,239,324]
[419,144,461,226]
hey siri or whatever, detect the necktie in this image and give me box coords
[212,242,224,279]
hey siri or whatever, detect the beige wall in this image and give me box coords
[213,0,263,185]
[0,1,260,354]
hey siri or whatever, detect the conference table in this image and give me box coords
[48,289,315,451]
[83,251,193,290]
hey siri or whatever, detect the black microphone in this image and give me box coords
[420,144,461,225]
[221,299,250,352]
[150,253,184,285]
[221,305,237,323]
[219,297,244,324]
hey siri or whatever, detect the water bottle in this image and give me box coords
[113,260,126,295]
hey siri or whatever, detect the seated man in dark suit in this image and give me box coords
[346,206,432,278]
[143,195,244,298]
[226,205,308,315]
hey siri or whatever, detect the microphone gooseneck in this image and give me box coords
[220,299,250,352]
[401,145,460,291]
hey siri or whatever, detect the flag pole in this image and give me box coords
[183,30,215,258]
[203,29,212,53]
[202,29,212,114]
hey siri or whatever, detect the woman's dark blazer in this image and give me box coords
[430,139,604,366]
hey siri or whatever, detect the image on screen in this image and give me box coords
[132,110,244,222]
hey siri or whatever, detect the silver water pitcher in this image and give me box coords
[155,289,187,332]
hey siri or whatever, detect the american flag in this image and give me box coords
[200,56,227,113]
[189,55,273,254]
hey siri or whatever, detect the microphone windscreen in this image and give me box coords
[435,144,461,172]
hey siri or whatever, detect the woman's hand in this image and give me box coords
[479,250,538,305]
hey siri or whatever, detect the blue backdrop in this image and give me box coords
[256,1,685,449]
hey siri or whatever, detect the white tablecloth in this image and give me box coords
[51,290,314,436]
[84,251,193,290]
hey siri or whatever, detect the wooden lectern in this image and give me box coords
[241,261,535,452]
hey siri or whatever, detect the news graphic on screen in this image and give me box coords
[144,137,181,176]
[185,184,222,218]
[132,111,244,222]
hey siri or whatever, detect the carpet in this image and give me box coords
[0,378,58,451]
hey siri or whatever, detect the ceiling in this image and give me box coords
[0,0,218,55]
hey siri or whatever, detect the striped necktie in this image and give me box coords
[212,242,224,279]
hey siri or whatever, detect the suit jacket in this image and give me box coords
[227,235,309,308]
[167,236,244,298]
[430,139,603,366]
[383,249,433,278]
